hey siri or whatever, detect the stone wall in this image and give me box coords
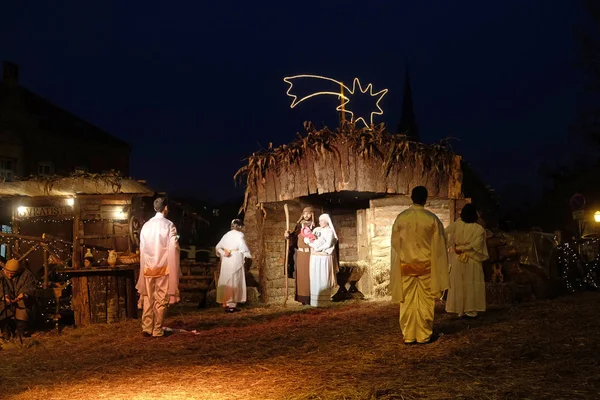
[244,195,455,304]
[331,212,358,262]
[358,196,452,298]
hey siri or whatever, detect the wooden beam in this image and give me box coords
[16,243,41,262]
[76,234,129,240]
[42,245,49,289]
[72,199,82,269]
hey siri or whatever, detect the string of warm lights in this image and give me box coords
[557,240,600,291]
[15,218,74,223]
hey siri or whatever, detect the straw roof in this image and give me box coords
[235,122,462,208]
[0,174,154,198]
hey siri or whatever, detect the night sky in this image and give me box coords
[1,1,584,206]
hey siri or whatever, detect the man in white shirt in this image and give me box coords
[136,197,181,337]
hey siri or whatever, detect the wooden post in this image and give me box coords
[125,270,136,319]
[42,234,49,289]
[283,204,290,306]
[111,221,117,252]
[107,273,118,323]
[340,82,346,123]
[117,271,127,320]
[449,199,456,223]
[72,198,82,269]
[127,218,132,254]
[11,202,20,258]
[71,275,91,326]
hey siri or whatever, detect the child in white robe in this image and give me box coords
[216,219,252,313]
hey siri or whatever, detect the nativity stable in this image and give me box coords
[236,122,472,304]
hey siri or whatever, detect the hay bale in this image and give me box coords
[373,269,390,298]
[246,287,260,305]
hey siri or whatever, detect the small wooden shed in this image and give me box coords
[0,174,155,326]
[235,123,469,304]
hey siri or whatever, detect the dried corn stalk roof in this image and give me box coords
[235,122,461,207]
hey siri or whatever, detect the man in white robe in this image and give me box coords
[390,186,449,344]
[216,219,252,312]
[136,197,181,337]
[306,214,338,307]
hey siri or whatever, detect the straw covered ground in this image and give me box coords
[1,292,600,400]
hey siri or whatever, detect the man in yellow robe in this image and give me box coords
[390,186,449,344]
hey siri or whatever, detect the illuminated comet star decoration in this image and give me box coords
[283,74,388,128]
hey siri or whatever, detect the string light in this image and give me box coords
[14,218,73,223]
[557,240,600,291]
[283,75,388,128]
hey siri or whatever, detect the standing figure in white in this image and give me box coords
[216,219,252,313]
[305,213,338,307]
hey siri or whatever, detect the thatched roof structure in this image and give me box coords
[236,122,463,209]
[0,173,154,198]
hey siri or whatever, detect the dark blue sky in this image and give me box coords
[1,1,584,204]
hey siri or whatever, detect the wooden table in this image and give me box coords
[60,265,139,327]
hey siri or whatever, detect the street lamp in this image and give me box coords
[595,211,600,223]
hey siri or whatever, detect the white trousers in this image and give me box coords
[141,275,169,337]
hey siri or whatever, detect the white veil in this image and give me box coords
[319,213,338,240]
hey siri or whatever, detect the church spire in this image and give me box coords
[397,67,419,141]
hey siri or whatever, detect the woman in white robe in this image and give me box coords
[305,214,338,307]
[445,204,488,318]
[216,219,252,313]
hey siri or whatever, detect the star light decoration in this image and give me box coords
[283,74,388,128]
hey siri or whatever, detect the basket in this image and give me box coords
[117,253,140,265]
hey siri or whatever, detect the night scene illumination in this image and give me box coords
[1,1,599,399]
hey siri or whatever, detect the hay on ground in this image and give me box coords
[1,293,600,399]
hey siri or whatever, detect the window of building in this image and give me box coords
[74,166,88,174]
[38,162,55,176]
[0,158,15,182]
